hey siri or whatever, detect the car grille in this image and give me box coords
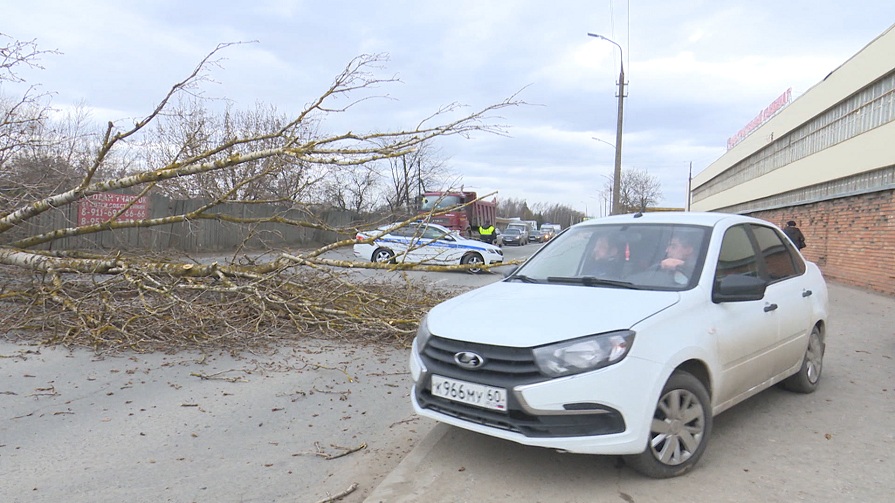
[418,335,625,438]
[422,335,542,383]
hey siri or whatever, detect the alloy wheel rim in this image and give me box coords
[805,330,823,384]
[649,388,706,466]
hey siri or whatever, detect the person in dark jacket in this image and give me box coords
[584,235,623,278]
[782,220,807,250]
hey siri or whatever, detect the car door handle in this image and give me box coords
[802,290,812,297]
[764,303,778,312]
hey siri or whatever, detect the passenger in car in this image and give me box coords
[660,234,698,278]
[583,235,624,278]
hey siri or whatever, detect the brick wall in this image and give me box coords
[749,189,895,297]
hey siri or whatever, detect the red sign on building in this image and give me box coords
[727,88,792,150]
[77,193,150,226]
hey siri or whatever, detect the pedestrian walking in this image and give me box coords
[783,220,807,250]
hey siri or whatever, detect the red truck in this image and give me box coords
[419,191,497,238]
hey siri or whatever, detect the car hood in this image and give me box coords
[427,281,681,347]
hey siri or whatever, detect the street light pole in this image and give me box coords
[587,32,626,215]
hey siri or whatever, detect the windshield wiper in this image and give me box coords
[506,274,540,283]
[546,276,641,289]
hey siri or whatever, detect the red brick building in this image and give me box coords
[750,190,894,295]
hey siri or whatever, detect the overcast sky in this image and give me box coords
[5,1,895,215]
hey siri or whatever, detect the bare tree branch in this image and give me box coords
[0,40,526,352]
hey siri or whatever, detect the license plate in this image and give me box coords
[430,375,507,411]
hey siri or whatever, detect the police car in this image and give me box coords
[353,222,503,273]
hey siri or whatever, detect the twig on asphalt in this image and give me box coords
[314,482,359,503]
[310,362,356,383]
[294,441,367,460]
[312,386,351,401]
[189,369,248,382]
[389,416,420,428]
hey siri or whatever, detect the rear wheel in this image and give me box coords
[782,325,824,393]
[624,371,712,478]
[372,248,395,264]
[461,253,485,274]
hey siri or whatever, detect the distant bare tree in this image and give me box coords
[497,197,534,220]
[383,141,450,212]
[0,33,59,167]
[319,164,381,213]
[530,202,581,228]
[603,167,663,213]
[144,99,318,203]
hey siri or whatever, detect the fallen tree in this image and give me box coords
[0,43,523,352]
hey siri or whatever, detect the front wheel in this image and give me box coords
[782,325,824,393]
[372,248,395,264]
[624,371,712,478]
[461,253,485,274]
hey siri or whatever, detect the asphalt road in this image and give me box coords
[0,242,542,503]
[365,281,895,503]
[4,243,890,502]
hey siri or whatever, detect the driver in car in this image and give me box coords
[584,235,624,278]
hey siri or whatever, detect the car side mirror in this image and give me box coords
[712,274,767,303]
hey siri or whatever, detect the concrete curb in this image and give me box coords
[364,423,447,502]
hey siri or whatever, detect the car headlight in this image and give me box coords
[532,330,635,378]
[414,315,431,353]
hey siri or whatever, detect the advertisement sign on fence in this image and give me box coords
[78,193,150,226]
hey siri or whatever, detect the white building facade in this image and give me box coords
[691,24,895,296]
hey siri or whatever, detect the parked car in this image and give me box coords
[499,227,526,246]
[410,212,828,477]
[354,221,503,273]
[541,223,562,235]
[537,228,555,242]
[505,222,531,243]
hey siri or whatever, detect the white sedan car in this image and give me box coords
[410,212,828,477]
[354,221,503,273]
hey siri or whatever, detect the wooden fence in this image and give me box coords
[2,193,360,253]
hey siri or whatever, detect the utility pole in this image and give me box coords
[588,33,627,215]
[612,61,625,215]
[687,162,692,211]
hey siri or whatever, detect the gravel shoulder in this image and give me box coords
[0,337,434,503]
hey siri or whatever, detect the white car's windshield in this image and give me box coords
[514,223,710,290]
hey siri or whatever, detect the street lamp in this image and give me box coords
[587,32,626,215]
[591,136,615,150]
[596,172,614,218]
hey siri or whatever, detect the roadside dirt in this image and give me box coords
[0,337,434,503]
